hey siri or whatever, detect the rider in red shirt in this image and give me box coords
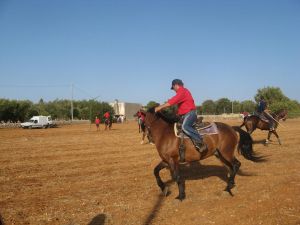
[155,79,206,153]
[104,112,110,119]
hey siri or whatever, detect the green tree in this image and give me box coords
[17,100,33,121]
[146,101,159,110]
[202,100,216,115]
[240,100,256,113]
[254,87,288,105]
[232,101,241,114]
[215,98,231,114]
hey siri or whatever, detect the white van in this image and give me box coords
[21,116,53,129]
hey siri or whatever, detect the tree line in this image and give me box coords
[0,98,114,122]
[1,86,300,122]
[146,87,300,117]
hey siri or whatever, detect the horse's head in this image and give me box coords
[144,107,159,128]
[275,109,288,121]
[145,107,180,128]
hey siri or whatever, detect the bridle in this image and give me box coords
[145,113,160,130]
[273,111,287,121]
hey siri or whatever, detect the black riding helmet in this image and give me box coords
[171,79,184,90]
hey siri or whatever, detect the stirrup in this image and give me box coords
[194,141,207,153]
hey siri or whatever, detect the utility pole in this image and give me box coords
[89,95,101,130]
[232,101,234,114]
[71,83,74,122]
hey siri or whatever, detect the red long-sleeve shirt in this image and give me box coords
[167,86,196,115]
[104,112,110,119]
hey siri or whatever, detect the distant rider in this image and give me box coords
[257,96,275,131]
[104,111,110,123]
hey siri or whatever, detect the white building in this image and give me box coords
[110,100,142,120]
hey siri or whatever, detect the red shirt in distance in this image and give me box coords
[104,112,110,119]
[137,111,145,121]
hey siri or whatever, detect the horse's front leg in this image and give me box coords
[154,161,169,196]
[169,158,186,201]
[141,131,146,144]
[265,131,272,145]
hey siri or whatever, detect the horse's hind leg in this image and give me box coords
[215,150,240,196]
[272,130,282,145]
[154,161,169,196]
[169,158,185,201]
[231,157,241,186]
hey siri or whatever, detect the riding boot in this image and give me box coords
[193,139,207,153]
[269,122,275,131]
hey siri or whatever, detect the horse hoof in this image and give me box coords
[224,188,234,197]
[140,141,144,145]
[175,193,186,201]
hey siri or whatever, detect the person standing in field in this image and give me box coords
[95,116,100,131]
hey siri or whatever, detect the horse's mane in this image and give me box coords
[147,107,180,124]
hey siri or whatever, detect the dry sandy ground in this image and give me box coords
[0,119,299,225]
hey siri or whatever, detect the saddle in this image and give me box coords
[175,117,218,163]
[252,112,269,123]
[174,117,219,138]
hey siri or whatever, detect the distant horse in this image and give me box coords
[135,111,144,133]
[144,108,260,200]
[138,117,143,133]
[136,111,153,144]
[104,118,112,130]
[240,109,288,145]
[140,120,154,145]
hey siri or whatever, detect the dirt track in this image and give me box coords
[0,119,300,225]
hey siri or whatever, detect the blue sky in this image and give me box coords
[0,0,299,105]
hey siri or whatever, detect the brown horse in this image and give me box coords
[240,109,288,145]
[140,121,154,145]
[144,108,259,200]
[104,118,112,130]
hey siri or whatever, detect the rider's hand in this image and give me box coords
[155,106,160,113]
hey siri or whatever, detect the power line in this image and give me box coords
[73,85,93,98]
[0,84,70,88]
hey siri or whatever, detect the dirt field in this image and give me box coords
[0,119,300,225]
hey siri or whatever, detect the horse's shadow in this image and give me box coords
[88,214,106,225]
[253,139,267,145]
[253,139,280,146]
[143,162,257,225]
[180,162,228,183]
[176,162,257,184]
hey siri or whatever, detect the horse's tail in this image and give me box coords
[232,126,264,162]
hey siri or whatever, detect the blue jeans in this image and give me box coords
[182,110,202,142]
